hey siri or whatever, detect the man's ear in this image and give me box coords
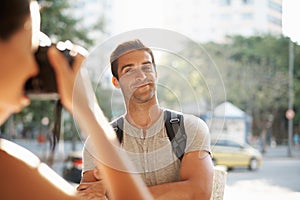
[112,76,120,88]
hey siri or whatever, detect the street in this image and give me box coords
[224,146,300,200]
[11,139,300,199]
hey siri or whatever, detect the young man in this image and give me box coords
[79,39,214,199]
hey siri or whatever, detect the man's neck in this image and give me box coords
[125,101,162,129]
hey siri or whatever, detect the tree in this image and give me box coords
[37,0,95,48]
[203,35,300,144]
[2,0,107,141]
[157,34,300,144]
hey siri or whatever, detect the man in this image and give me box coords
[78,39,214,199]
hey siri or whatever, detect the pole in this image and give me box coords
[287,39,294,157]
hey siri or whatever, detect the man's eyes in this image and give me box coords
[123,68,133,73]
[142,64,153,71]
[122,64,153,74]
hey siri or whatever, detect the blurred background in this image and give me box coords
[1,0,300,199]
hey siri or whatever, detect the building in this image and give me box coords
[203,101,252,144]
[69,0,282,44]
[207,0,282,43]
[109,0,282,43]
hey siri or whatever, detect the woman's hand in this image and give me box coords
[48,42,87,113]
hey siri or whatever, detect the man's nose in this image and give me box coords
[135,68,146,80]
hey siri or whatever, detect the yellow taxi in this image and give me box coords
[211,139,262,171]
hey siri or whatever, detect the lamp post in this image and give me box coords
[287,39,294,157]
[282,0,298,157]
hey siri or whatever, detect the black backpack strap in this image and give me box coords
[164,110,187,161]
[111,117,124,143]
[111,111,187,161]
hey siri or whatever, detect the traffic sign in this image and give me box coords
[286,109,295,120]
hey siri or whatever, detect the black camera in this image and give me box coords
[25,43,74,100]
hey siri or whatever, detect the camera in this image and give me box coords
[25,42,74,100]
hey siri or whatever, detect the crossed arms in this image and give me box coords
[77,150,214,200]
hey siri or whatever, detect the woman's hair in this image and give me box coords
[110,39,156,80]
[0,0,31,40]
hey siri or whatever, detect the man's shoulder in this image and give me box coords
[163,108,183,115]
[110,114,125,123]
[164,108,203,122]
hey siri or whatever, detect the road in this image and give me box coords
[10,139,300,199]
[223,146,300,200]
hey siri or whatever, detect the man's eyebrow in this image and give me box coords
[120,64,134,71]
[142,61,152,65]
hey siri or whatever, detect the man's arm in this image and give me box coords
[148,150,214,200]
[78,150,213,200]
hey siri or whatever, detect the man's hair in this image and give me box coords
[110,39,156,80]
[0,0,30,40]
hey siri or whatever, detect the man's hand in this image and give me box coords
[77,167,110,200]
[77,180,107,200]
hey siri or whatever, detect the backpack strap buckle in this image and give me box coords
[170,118,180,123]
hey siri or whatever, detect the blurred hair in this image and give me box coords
[0,0,30,40]
[110,39,156,80]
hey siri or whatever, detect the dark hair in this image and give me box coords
[0,0,31,40]
[110,39,156,80]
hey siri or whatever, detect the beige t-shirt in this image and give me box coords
[83,109,211,186]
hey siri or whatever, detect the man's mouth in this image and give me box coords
[133,82,152,89]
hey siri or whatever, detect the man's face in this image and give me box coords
[112,50,157,104]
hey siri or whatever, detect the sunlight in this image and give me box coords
[0,139,40,168]
[38,163,77,196]
[282,0,300,44]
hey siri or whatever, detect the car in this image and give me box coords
[211,139,262,171]
[62,151,83,183]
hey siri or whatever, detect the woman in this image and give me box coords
[0,0,85,199]
[0,0,152,199]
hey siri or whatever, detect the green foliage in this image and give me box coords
[37,0,94,48]
[13,100,57,138]
[2,0,107,141]
[157,34,300,143]
[94,84,114,121]
[203,35,300,143]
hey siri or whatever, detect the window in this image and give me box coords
[219,0,231,6]
[242,13,253,20]
[242,0,254,5]
[268,15,282,26]
[268,0,282,13]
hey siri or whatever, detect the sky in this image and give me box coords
[282,0,300,44]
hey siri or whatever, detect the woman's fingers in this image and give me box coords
[47,43,87,112]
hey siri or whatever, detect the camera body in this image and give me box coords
[25,43,74,100]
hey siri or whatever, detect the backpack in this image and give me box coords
[110,110,187,161]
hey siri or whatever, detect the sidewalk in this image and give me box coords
[224,145,300,200]
[261,145,300,159]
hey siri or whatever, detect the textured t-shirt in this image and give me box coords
[82,109,211,186]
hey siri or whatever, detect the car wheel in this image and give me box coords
[248,158,258,171]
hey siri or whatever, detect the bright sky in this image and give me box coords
[282,0,300,44]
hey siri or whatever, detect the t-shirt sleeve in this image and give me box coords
[82,137,96,173]
[183,114,211,155]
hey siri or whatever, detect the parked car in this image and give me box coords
[211,139,262,171]
[62,151,83,183]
